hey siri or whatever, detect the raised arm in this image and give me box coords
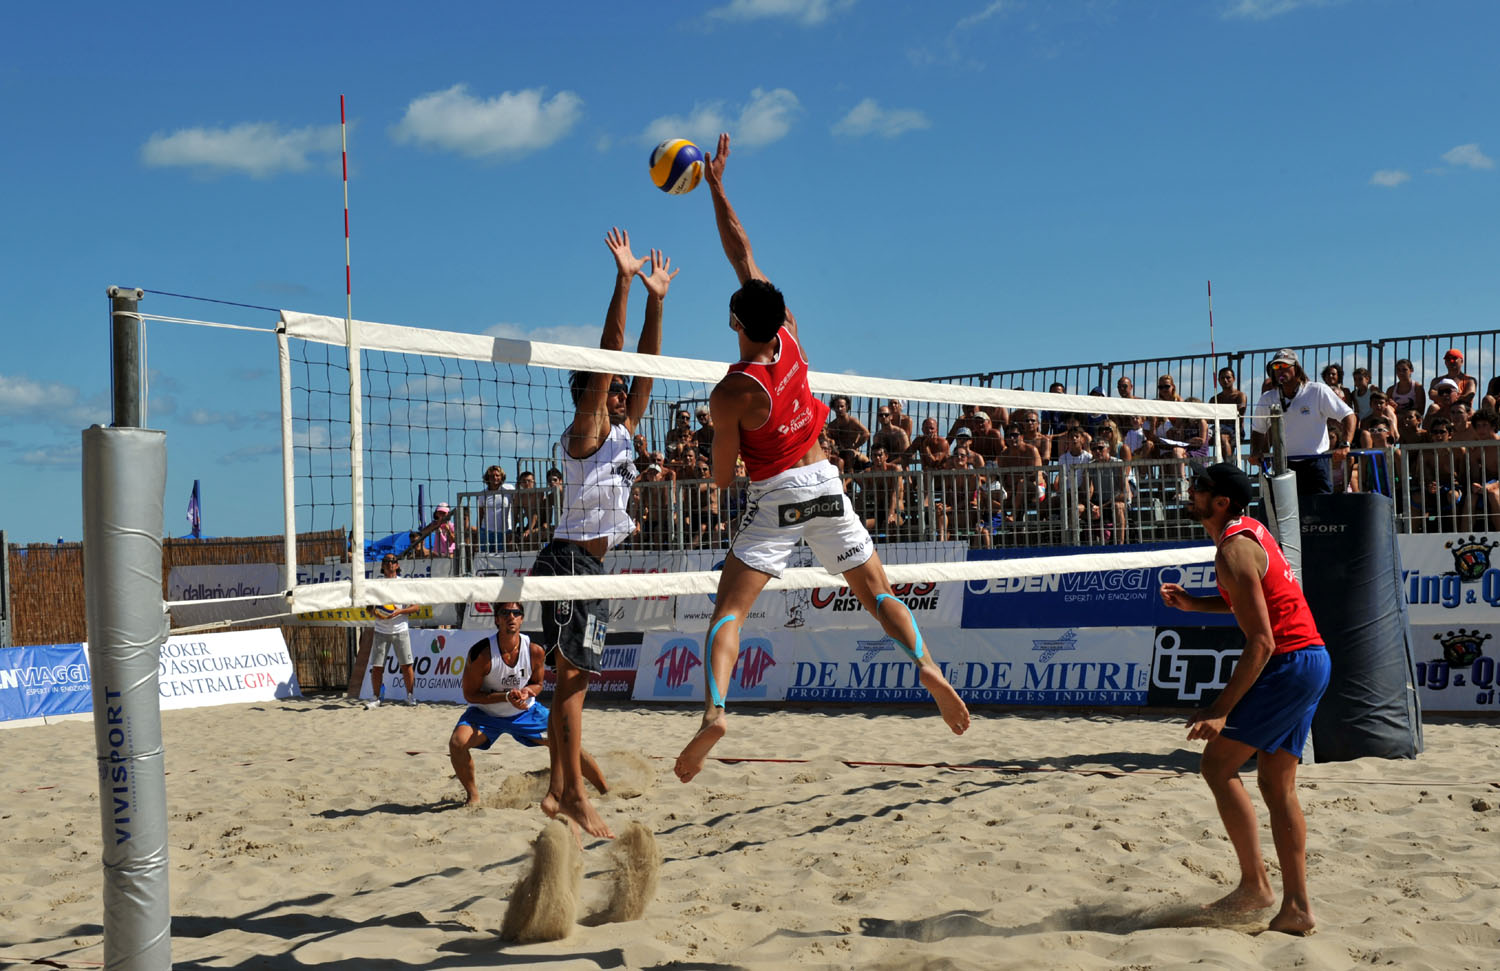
[705,133,763,285]
[568,229,648,456]
[625,248,677,427]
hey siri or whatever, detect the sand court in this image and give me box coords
[2,699,1498,969]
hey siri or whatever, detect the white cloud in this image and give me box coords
[141,122,341,178]
[18,445,81,467]
[956,1,1013,31]
[832,99,932,138]
[707,0,856,26]
[0,373,78,415]
[1369,169,1410,188]
[643,88,800,149]
[1221,0,1348,19]
[1442,143,1495,170]
[391,84,583,159]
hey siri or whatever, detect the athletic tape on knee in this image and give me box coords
[875,594,924,662]
[705,614,736,709]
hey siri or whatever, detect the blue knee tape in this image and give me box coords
[875,593,924,662]
[705,614,736,709]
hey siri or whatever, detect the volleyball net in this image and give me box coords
[274,308,1240,616]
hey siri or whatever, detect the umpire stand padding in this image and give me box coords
[1301,492,1423,762]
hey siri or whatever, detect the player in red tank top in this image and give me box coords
[673,133,970,786]
[1159,462,1330,935]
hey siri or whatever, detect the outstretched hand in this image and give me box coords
[605,227,648,279]
[704,132,730,188]
[639,249,679,299]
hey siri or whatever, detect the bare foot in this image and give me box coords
[674,710,727,783]
[463,789,481,807]
[541,790,561,819]
[1204,882,1275,913]
[558,790,615,840]
[1268,903,1316,935]
[919,664,970,735]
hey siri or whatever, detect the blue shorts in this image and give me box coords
[455,702,550,750]
[1223,644,1331,758]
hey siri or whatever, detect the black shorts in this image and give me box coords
[530,540,608,674]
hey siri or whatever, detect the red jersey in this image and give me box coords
[726,325,829,481]
[1215,516,1323,654]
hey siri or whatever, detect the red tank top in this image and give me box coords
[727,326,830,481]
[1215,516,1324,654]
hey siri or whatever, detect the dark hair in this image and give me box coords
[569,371,626,406]
[729,279,786,343]
[1475,410,1499,426]
[490,601,522,617]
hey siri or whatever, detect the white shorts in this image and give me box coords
[731,461,873,578]
[371,630,413,667]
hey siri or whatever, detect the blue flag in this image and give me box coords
[187,479,202,538]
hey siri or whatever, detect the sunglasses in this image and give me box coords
[1439,388,1456,395]
[494,608,524,617]
[1158,383,1173,388]
[609,382,629,395]
[1269,362,1293,372]
[382,559,399,565]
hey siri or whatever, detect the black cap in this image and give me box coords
[1191,462,1254,509]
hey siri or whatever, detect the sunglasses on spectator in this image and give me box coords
[1438,388,1456,395]
[1446,355,1462,361]
[877,411,890,417]
[493,607,524,617]
[1091,443,1110,451]
[609,382,629,395]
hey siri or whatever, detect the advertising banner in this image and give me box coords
[961,546,1230,629]
[632,627,1154,707]
[358,629,641,704]
[0,644,93,723]
[1145,626,1246,708]
[168,563,284,629]
[674,543,966,633]
[158,629,301,711]
[1411,622,1500,713]
[295,559,460,627]
[1397,534,1500,625]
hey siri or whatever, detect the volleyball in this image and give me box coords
[649,138,704,195]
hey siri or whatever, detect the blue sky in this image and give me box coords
[2,0,1496,544]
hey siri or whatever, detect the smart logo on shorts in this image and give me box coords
[652,637,703,698]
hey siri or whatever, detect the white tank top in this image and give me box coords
[475,632,536,717]
[555,422,636,550]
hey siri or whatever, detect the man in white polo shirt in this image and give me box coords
[1249,349,1357,497]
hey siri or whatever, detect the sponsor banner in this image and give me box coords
[358,629,640,704]
[158,629,300,710]
[471,551,680,632]
[961,547,1232,630]
[674,543,966,633]
[633,627,1153,707]
[0,644,93,722]
[168,564,284,628]
[1146,626,1246,708]
[1397,534,1500,624]
[1412,623,1500,713]
[633,631,793,703]
[295,559,459,627]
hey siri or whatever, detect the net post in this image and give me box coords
[108,286,145,428]
[83,424,172,970]
[277,321,298,600]
[345,320,365,605]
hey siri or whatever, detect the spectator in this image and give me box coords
[632,432,652,474]
[1359,390,1398,441]
[1416,418,1463,532]
[1212,367,1249,418]
[631,463,675,549]
[947,404,983,442]
[694,405,715,459]
[542,468,564,543]
[826,395,870,468]
[886,398,916,438]
[365,555,421,708]
[1430,348,1477,407]
[912,416,951,471]
[970,410,1004,464]
[1396,406,1426,446]
[1095,418,1133,462]
[1482,376,1500,416]
[1250,349,1356,497]
[1423,378,1465,430]
[871,404,912,464]
[1350,367,1376,420]
[1084,386,1110,434]
[1121,412,1149,455]
[474,465,514,555]
[666,407,696,450]
[684,453,725,548]
[1320,364,1356,412]
[945,436,991,548]
[1049,426,1093,518]
[1014,408,1053,462]
[997,424,1044,523]
[818,428,845,474]
[1386,358,1423,414]
[417,503,456,557]
[1466,411,1500,527]
[862,445,908,539]
[1037,381,1069,435]
[1085,439,1131,544]
[511,470,543,551]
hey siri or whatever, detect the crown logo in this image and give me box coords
[1445,535,1500,582]
[1433,629,1490,668]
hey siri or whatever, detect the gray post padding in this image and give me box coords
[83,425,171,970]
[1263,470,1303,581]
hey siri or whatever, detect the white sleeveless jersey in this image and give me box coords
[554,421,636,551]
[474,632,536,717]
